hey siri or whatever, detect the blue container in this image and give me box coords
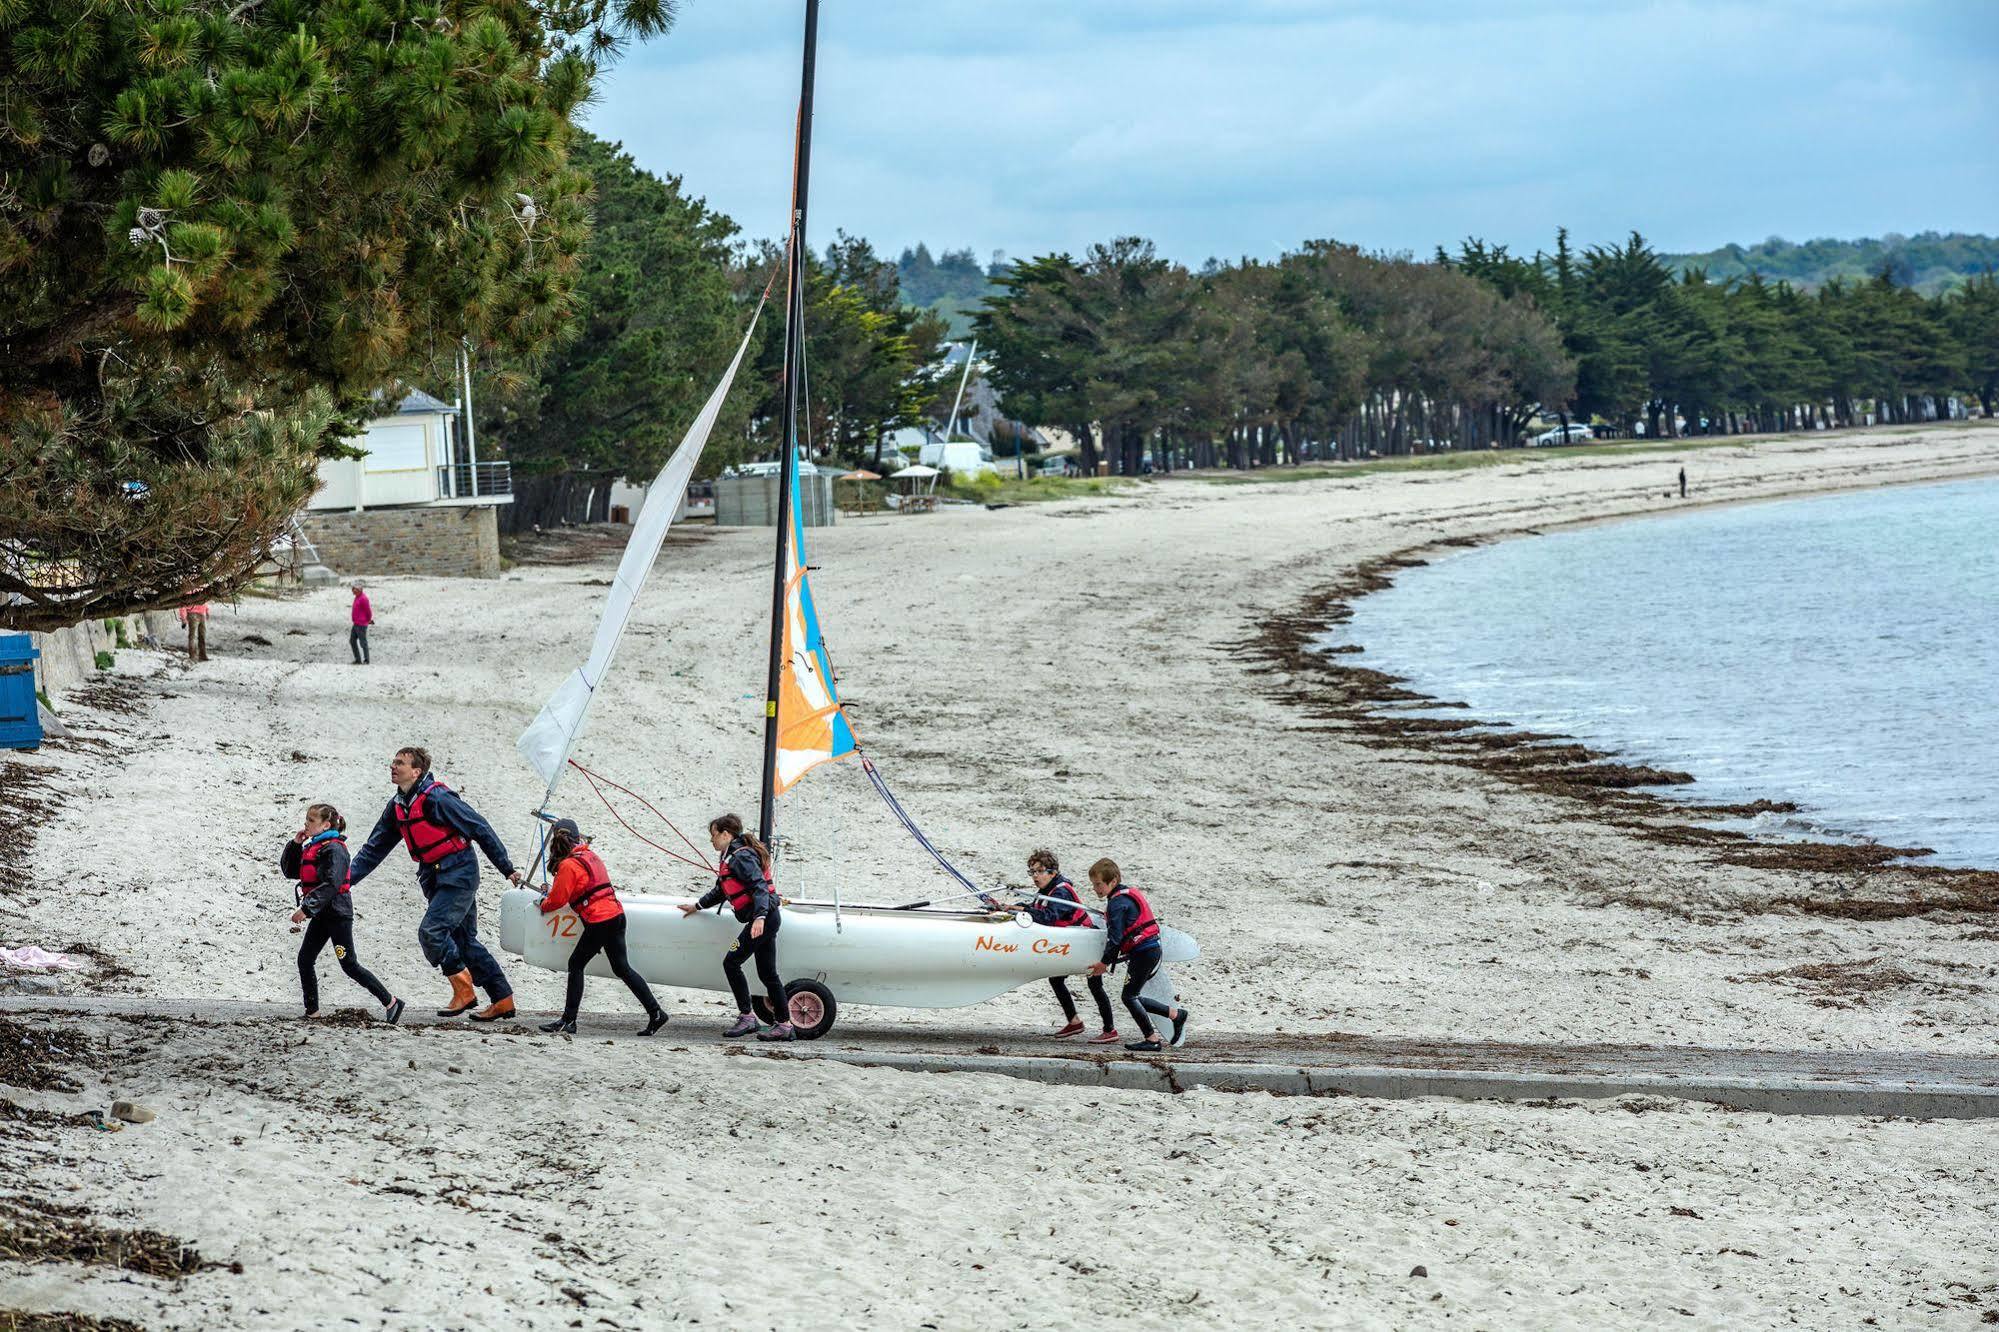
[0,633,43,751]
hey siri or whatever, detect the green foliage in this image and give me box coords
[476,132,748,485]
[93,650,113,671]
[1662,232,1999,296]
[1,0,675,629]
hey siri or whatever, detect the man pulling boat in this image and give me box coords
[349,746,525,1022]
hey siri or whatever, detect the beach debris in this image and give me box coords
[0,1194,227,1277]
[1410,1264,1429,1278]
[0,946,85,973]
[109,1100,155,1124]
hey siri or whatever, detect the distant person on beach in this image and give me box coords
[1085,858,1190,1053]
[680,814,793,1042]
[1678,467,1688,499]
[349,583,373,665]
[178,602,209,662]
[535,817,668,1037]
[280,803,405,1024]
[1020,849,1118,1043]
[349,747,524,1022]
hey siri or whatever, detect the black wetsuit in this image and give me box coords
[695,840,785,1015]
[1101,885,1174,1040]
[282,835,392,1013]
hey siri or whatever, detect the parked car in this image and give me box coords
[1038,455,1075,477]
[1530,423,1594,446]
[919,440,999,478]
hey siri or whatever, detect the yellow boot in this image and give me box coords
[436,970,476,1017]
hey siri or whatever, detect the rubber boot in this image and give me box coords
[436,970,476,1017]
[468,996,516,1022]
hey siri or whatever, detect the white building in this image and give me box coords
[308,390,512,512]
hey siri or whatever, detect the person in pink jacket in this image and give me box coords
[178,603,209,662]
[350,583,373,665]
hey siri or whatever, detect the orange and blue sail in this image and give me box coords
[773,448,856,794]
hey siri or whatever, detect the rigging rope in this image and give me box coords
[568,759,716,874]
[858,751,997,906]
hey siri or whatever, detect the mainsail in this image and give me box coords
[773,449,856,793]
[516,305,767,802]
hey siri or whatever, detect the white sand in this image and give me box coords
[5,422,1999,1328]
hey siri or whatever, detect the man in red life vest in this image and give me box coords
[349,746,524,1019]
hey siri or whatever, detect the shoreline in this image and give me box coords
[1254,466,1999,922]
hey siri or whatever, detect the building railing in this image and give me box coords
[437,461,512,500]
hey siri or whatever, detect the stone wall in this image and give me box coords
[29,609,172,701]
[300,505,501,580]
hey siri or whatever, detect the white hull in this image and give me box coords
[499,888,1198,1010]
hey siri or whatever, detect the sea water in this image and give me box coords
[1338,476,1999,868]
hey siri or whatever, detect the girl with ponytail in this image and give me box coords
[535,818,668,1037]
[280,803,404,1023]
[682,814,793,1041]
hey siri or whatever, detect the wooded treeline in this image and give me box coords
[969,231,1999,477]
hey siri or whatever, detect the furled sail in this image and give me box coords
[772,447,856,794]
[517,305,766,801]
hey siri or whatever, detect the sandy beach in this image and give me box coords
[6,422,1999,1329]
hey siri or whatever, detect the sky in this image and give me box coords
[583,0,1996,269]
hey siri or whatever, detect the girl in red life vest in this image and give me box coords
[1084,857,1190,1052]
[1021,848,1119,1043]
[280,804,404,1023]
[535,818,668,1037]
[680,814,793,1041]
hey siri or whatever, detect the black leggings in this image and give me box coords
[722,912,785,1014]
[350,625,369,663]
[298,912,391,1011]
[1050,973,1115,1030]
[1118,947,1176,1039]
[563,915,661,1022]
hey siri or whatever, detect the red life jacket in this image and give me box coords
[1043,877,1091,928]
[563,845,618,918]
[395,780,470,864]
[1110,885,1161,955]
[298,836,352,895]
[715,845,769,916]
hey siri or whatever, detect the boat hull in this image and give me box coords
[499,888,1197,1010]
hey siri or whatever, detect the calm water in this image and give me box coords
[1338,477,1999,868]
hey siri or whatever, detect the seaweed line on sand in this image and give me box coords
[1236,538,1999,922]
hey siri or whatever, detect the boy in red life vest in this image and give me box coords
[1020,849,1118,1043]
[349,746,525,1021]
[1085,858,1191,1053]
[279,802,404,1023]
[679,814,793,1041]
[534,818,668,1037]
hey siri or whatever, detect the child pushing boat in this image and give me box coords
[681,814,794,1042]
[535,818,668,1037]
[1085,858,1190,1052]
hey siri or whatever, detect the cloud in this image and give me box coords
[584,1,1996,266]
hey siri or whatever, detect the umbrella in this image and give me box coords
[838,469,882,481]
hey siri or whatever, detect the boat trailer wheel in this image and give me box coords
[753,979,837,1040]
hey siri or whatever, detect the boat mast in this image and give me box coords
[760,0,820,846]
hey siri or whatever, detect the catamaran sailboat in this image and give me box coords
[497,0,1196,1040]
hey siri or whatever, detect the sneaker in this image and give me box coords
[638,1012,669,1037]
[1170,1009,1192,1048]
[539,1017,577,1035]
[1124,1038,1163,1053]
[1087,1030,1122,1045]
[723,1014,759,1039]
[1051,1019,1085,1039]
[301,1007,319,1020]
[384,998,406,1026]
[757,1021,795,1042]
